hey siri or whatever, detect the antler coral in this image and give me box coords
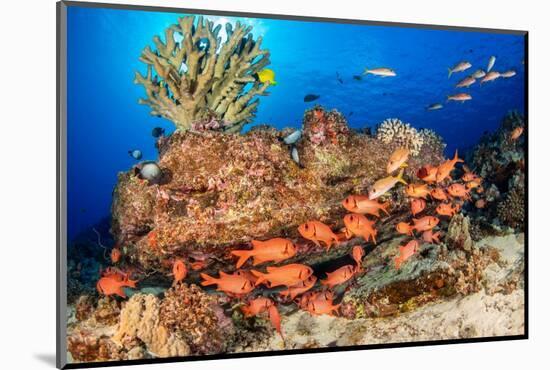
[135,15,271,132]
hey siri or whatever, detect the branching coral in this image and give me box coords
[376,118,424,155]
[135,15,271,132]
[159,283,234,354]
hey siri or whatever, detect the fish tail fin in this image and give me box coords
[396,168,407,185]
[250,270,266,286]
[231,250,252,269]
[454,149,464,163]
[448,68,452,79]
[200,273,217,286]
[362,68,369,75]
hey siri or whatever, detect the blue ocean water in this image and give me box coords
[66,6,525,239]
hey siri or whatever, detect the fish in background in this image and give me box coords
[151,127,165,138]
[427,103,443,111]
[448,61,472,78]
[471,69,486,79]
[283,130,302,145]
[501,70,517,78]
[304,94,320,102]
[456,76,476,88]
[480,71,501,84]
[336,72,344,84]
[352,75,362,81]
[363,67,396,77]
[256,68,277,85]
[290,146,301,167]
[128,149,142,160]
[487,56,497,72]
[447,93,472,103]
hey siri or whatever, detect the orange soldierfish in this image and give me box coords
[200,271,255,296]
[387,147,410,174]
[351,245,365,271]
[436,150,464,183]
[410,198,426,216]
[436,202,460,217]
[394,240,420,269]
[412,216,440,232]
[110,248,121,263]
[241,297,273,317]
[298,221,339,250]
[396,221,414,236]
[343,214,378,244]
[422,230,441,244]
[251,264,313,288]
[268,304,283,338]
[368,168,407,200]
[172,259,187,285]
[96,273,137,298]
[417,165,438,183]
[447,183,471,200]
[430,187,448,201]
[461,166,479,182]
[342,195,390,217]
[511,127,524,141]
[231,238,297,269]
[279,275,317,300]
[405,183,431,199]
[321,265,355,288]
[305,292,340,316]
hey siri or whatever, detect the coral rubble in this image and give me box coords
[135,15,271,132]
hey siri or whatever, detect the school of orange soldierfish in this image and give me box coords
[96,142,501,339]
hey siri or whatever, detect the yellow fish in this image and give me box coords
[256,69,277,85]
[368,168,407,200]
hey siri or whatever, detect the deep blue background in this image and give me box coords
[67,6,525,239]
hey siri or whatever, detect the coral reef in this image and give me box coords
[376,118,424,155]
[112,294,191,358]
[110,107,445,274]
[159,284,234,354]
[135,15,270,132]
[468,111,526,231]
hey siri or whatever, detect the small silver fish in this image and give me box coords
[283,130,302,145]
[500,70,516,78]
[363,67,396,77]
[427,103,443,111]
[291,146,300,166]
[471,69,486,79]
[128,149,142,160]
[487,56,496,72]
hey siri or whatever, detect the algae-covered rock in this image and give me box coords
[111,107,445,274]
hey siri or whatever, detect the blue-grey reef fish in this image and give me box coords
[152,127,165,138]
[283,130,302,145]
[304,94,320,102]
[128,149,142,160]
[427,103,443,111]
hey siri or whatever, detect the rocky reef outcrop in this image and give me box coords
[467,110,525,231]
[110,107,445,275]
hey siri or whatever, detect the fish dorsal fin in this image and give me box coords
[251,240,265,249]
